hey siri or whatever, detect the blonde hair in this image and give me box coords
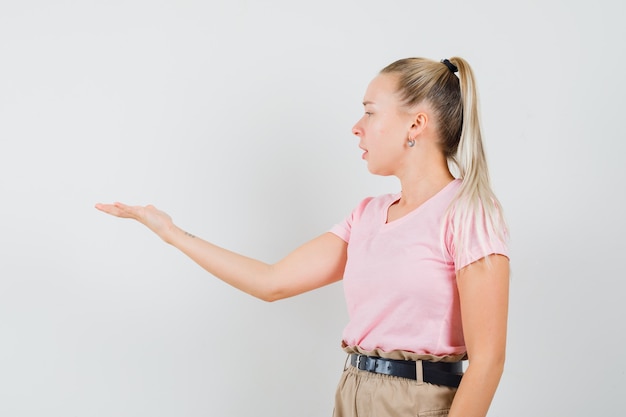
[381,57,508,264]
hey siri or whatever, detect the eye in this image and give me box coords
[364,112,373,117]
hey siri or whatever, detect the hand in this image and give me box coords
[95,202,177,243]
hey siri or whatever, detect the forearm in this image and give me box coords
[165,225,276,301]
[448,357,504,417]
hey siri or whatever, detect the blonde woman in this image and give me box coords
[96,57,509,417]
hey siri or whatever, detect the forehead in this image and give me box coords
[363,73,400,105]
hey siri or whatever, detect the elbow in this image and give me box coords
[468,348,506,378]
[261,286,295,302]
[491,354,506,384]
[258,291,291,303]
[487,349,506,373]
[256,283,288,303]
[492,352,506,378]
[258,291,281,303]
[255,265,291,302]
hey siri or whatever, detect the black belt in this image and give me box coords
[350,354,463,388]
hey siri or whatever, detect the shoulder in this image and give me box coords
[351,193,397,215]
[343,192,400,227]
[365,192,398,208]
[443,182,509,270]
[330,193,397,242]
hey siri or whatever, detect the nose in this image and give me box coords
[352,119,363,137]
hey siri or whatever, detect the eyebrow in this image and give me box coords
[362,101,375,106]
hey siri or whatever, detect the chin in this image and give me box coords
[366,164,392,177]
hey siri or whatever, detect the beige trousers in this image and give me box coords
[333,361,458,417]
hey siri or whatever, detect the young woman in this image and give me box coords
[96,57,509,417]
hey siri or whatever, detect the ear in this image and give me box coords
[408,110,429,139]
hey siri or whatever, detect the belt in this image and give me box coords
[349,354,463,388]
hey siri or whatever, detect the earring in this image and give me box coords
[407,137,416,147]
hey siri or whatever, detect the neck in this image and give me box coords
[396,155,454,208]
[398,174,454,207]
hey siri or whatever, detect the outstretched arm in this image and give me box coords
[95,202,347,301]
[449,254,510,417]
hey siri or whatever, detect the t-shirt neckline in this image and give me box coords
[382,179,460,227]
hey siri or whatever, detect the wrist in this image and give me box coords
[161,223,183,245]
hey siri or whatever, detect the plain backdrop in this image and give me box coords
[1,1,624,416]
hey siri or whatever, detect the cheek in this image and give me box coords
[369,125,404,152]
[367,120,390,143]
[371,115,404,140]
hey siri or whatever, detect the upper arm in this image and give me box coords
[457,254,510,364]
[268,232,348,301]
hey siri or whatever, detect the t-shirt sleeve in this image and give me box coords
[445,203,509,271]
[329,197,374,243]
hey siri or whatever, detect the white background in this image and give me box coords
[1,1,624,416]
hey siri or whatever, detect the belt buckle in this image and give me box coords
[355,354,365,370]
[356,355,363,370]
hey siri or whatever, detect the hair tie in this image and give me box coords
[440,59,458,74]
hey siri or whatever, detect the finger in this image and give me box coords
[113,202,142,219]
[94,203,123,217]
[95,202,137,219]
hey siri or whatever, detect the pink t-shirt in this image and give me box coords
[330,179,508,357]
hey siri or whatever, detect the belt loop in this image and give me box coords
[344,354,350,371]
[415,359,425,385]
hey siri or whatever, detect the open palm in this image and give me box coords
[95,202,175,242]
